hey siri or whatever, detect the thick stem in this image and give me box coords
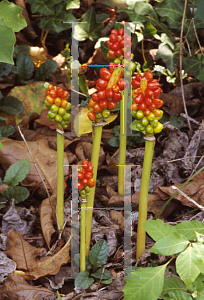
[80,200,86,271]
[118,90,127,196]
[57,129,64,230]
[85,125,103,256]
[136,138,154,259]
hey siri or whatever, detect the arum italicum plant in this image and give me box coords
[44,83,71,230]
[130,71,164,259]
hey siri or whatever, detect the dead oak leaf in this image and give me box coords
[0,272,55,300]
[6,230,43,271]
[24,237,71,280]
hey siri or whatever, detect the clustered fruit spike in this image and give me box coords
[131,71,164,135]
[45,84,71,128]
[78,160,96,198]
[87,65,127,122]
[106,28,132,63]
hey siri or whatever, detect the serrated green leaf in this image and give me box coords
[35,60,57,81]
[108,136,120,148]
[16,52,34,80]
[3,159,31,187]
[91,268,111,280]
[170,115,184,129]
[73,7,103,41]
[66,0,80,10]
[79,75,88,94]
[150,232,189,256]
[0,21,15,64]
[123,263,168,300]
[100,276,112,285]
[27,0,62,15]
[161,277,186,297]
[89,240,109,272]
[0,0,27,32]
[39,3,76,33]
[0,125,15,139]
[2,186,29,203]
[74,270,94,289]
[143,219,177,242]
[0,96,24,114]
[155,43,180,73]
[175,221,204,241]
[166,290,192,300]
[176,245,203,288]
[184,56,204,78]
[192,243,204,274]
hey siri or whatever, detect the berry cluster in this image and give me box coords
[131,71,164,135]
[78,160,96,199]
[106,28,132,63]
[87,65,127,122]
[45,84,71,128]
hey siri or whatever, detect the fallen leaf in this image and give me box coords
[8,82,48,128]
[53,53,66,68]
[0,272,55,299]
[40,192,57,248]
[24,237,71,280]
[6,230,43,271]
[0,251,16,282]
[0,138,69,192]
[29,46,48,65]
[0,184,9,194]
[110,210,123,230]
[157,179,204,208]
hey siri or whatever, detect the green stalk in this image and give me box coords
[85,125,103,256]
[80,199,86,271]
[118,89,127,196]
[57,126,64,230]
[136,138,154,259]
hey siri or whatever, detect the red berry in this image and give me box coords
[99,99,108,109]
[84,172,94,179]
[154,87,162,98]
[107,101,117,110]
[138,102,147,111]
[111,42,120,51]
[115,48,123,57]
[134,93,144,104]
[56,87,63,98]
[87,111,96,122]
[144,96,152,106]
[94,103,102,113]
[98,90,106,100]
[109,34,118,43]
[106,88,113,99]
[117,28,124,36]
[97,79,108,89]
[100,68,112,81]
[135,73,142,82]
[87,178,96,188]
[145,89,154,98]
[132,79,140,88]
[78,172,84,180]
[78,182,84,190]
[113,91,122,102]
[117,78,127,90]
[92,93,100,102]
[144,71,153,81]
[108,49,116,59]
[111,29,118,35]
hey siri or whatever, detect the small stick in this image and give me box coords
[172,186,204,212]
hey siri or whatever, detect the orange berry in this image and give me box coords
[61,100,68,108]
[54,97,61,106]
[46,95,54,104]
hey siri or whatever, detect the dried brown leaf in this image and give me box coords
[0,138,69,191]
[0,272,54,299]
[6,230,42,271]
[156,179,204,208]
[24,238,71,280]
[40,192,57,247]
[29,46,48,65]
[0,184,9,194]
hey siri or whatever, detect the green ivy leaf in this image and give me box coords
[143,22,157,37]
[0,63,13,79]
[91,268,111,280]
[39,3,76,33]
[35,60,57,81]
[89,240,109,272]
[0,0,27,32]
[0,21,15,64]
[196,68,204,82]
[3,159,31,187]
[150,232,189,256]
[184,56,204,78]
[66,0,80,10]
[161,277,186,297]
[143,219,177,242]
[73,7,103,41]
[108,136,120,148]
[27,0,62,15]
[16,52,34,80]
[123,263,168,300]
[0,96,24,114]
[133,2,158,21]
[155,43,180,73]
[176,245,203,288]
[0,125,15,139]
[74,270,94,289]
[100,277,113,285]
[175,221,204,241]
[96,13,110,23]
[194,0,204,21]
[170,115,184,129]
[2,186,29,203]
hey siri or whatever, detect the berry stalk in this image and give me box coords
[80,199,86,271]
[85,125,103,256]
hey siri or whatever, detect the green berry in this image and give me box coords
[48,110,57,119]
[63,112,71,122]
[136,110,144,119]
[141,116,149,127]
[145,124,154,134]
[147,112,155,121]
[58,107,66,117]
[65,102,71,112]
[50,104,59,114]
[55,114,62,123]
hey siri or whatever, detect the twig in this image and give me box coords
[180,113,201,125]
[167,156,202,163]
[172,186,204,212]
[18,126,56,223]
[192,19,204,56]
[179,0,192,131]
